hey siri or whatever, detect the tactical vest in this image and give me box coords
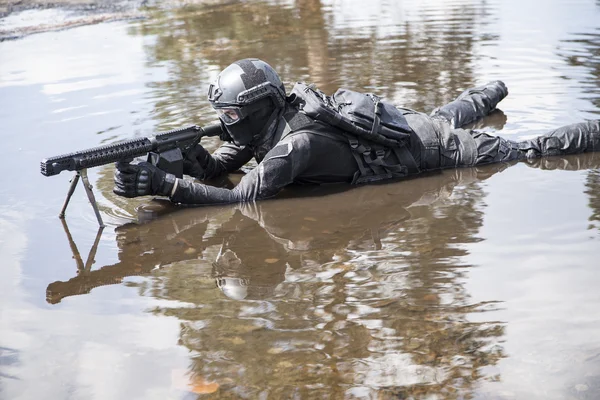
[283,82,420,184]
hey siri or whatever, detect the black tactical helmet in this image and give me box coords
[208,59,286,146]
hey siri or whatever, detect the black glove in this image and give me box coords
[113,161,176,198]
[183,144,211,179]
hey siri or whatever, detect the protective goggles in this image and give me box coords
[214,107,244,125]
[213,100,267,125]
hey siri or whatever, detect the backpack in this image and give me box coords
[288,82,413,148]
[287,82,419,183]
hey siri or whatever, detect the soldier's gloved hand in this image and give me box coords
[113,161,176,198]
[183,144,211,179]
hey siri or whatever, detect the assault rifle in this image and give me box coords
[40,123,222,227]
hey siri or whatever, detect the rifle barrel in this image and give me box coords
[40,124,222,177]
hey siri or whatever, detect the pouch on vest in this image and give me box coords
[333,88,413,142]
[288,82,413,148]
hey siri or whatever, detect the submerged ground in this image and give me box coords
[1,0,600,399]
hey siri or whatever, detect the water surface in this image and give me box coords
[1,0,600,398]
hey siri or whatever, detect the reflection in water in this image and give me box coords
[559,8,600,231]
[588,170,600,230]
[0,0,599,397]
[560,27,600,115]
[47,153,600,397]
[128,0,497,133]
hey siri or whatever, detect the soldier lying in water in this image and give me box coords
[51,152,600,304]
[113,58,600,204]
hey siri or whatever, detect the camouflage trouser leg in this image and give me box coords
[407,85,599,170]
[471,120,600,166]
[430,81,509,129]
[419,119,600,170]
[515,120,600,159]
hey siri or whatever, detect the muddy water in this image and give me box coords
[1,0,600,398]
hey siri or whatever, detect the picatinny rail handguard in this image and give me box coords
[40,123,222,226]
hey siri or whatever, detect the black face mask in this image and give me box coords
[223,98,278,147]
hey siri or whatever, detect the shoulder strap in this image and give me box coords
[281,109,348,143]
[283,109,313,132]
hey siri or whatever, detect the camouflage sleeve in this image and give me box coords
[211,142,254,174]
[171,134,311,205]
[189,142,254,180]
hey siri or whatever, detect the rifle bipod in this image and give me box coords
[59,169,105,227]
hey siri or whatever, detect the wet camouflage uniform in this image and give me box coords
[171,82,600,205]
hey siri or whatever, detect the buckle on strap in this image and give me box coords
[348,136,369,154]
[361,146,372,159]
